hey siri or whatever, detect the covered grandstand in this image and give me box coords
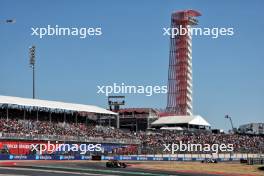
[0,95,117,115]
[0,95,140,154]
[0,95,118,124]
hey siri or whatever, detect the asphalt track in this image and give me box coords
[0,161,221,176]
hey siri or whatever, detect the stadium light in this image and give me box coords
[29,45,36,99]
[225,115,235,133]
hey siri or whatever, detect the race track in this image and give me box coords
[0,160,220,176]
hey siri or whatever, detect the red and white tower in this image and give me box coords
[166,10,201,116]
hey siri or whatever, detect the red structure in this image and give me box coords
[166,10,201,116]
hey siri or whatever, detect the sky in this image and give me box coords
[0,0,263,130]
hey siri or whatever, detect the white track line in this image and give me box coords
[0,174,27,176]
[0,167,117,176]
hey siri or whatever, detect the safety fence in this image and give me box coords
[0,153,263,161]
[247,158,264,165]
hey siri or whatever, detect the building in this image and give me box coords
[117,108,158,132]
[166,10,201,116]
[239,123,264,135]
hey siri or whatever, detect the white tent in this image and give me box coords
[152,115,211,127]
[0,95,117,115]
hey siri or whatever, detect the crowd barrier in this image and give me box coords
[0,154,258,161]
[247,158,264,165]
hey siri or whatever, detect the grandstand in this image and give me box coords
[0,95,140,155]
[0,95,263,157]
[0,95,119,125]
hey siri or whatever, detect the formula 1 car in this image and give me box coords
[201,158,218,163]
[106,160,127,168]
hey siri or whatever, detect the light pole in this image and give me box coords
[29,46,36,99]
[225,115,235,133]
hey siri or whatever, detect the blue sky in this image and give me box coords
[0,0,263,130]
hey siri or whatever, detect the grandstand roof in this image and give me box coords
[151,115,211,127]
[0,95,117,115]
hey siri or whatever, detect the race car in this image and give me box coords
[106,160,127,168]
[201,158,218,163]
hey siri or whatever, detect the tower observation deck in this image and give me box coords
[166,10,201,116]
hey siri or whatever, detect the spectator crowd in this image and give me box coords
[0,119,133,141]
[136,131,264,153]
[0,119,263,154]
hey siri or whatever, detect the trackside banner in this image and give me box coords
[0,154,237,161]
[0,141,137,155]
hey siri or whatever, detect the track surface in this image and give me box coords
[0,161,220,176]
